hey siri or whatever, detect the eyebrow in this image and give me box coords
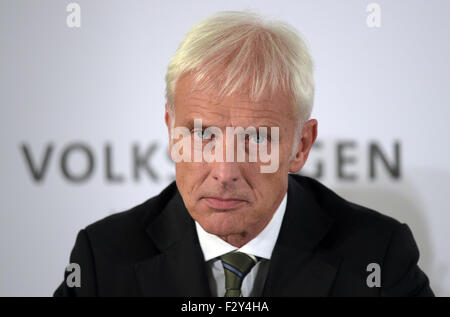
[183,119,279,130]
[184,119,216,130]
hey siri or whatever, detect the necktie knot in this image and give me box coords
[220,251,259,297]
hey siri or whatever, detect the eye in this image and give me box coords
[193,129,209,140]
[248,134,267,144]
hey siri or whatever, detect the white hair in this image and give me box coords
[164,10,315,159]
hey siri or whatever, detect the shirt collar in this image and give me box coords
[195,191,287,261]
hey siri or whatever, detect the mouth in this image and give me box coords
[201,196,248,210]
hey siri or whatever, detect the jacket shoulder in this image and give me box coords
[82,181,178,259]
[291,173,402,231]
[290,174,433,296]
[290,173,405,258]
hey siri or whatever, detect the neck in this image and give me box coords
[218,214,273,248]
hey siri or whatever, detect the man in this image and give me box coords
[54,10,433,297]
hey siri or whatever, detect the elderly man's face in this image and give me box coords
[165,72,317,245]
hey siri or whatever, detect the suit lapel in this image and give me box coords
[262,245,341,296]
[134,189,211,296]
[263,175,342,296]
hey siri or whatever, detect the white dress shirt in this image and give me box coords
[195,192,287,297]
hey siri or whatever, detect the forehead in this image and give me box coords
[174,72,296,126]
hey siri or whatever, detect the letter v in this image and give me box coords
[20,143,53,182]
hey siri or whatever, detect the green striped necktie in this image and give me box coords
[220,251,259,297]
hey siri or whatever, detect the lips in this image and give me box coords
[202,196,247,210]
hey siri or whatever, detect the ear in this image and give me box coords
[288,119,318,173]
[165,103,173,158]
[165,103,171,129]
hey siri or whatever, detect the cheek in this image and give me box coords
[255,174,284,196]
[280,135,296,160]
[175,162,208,199]
[246,167,287,207]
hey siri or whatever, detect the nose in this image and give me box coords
[208,128,244,186]
[210,161,241,185]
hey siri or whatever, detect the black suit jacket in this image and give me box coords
[54,174,434,296]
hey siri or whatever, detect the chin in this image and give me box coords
[197,211,245,237]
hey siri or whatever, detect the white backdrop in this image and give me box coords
[0,0,449,296]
